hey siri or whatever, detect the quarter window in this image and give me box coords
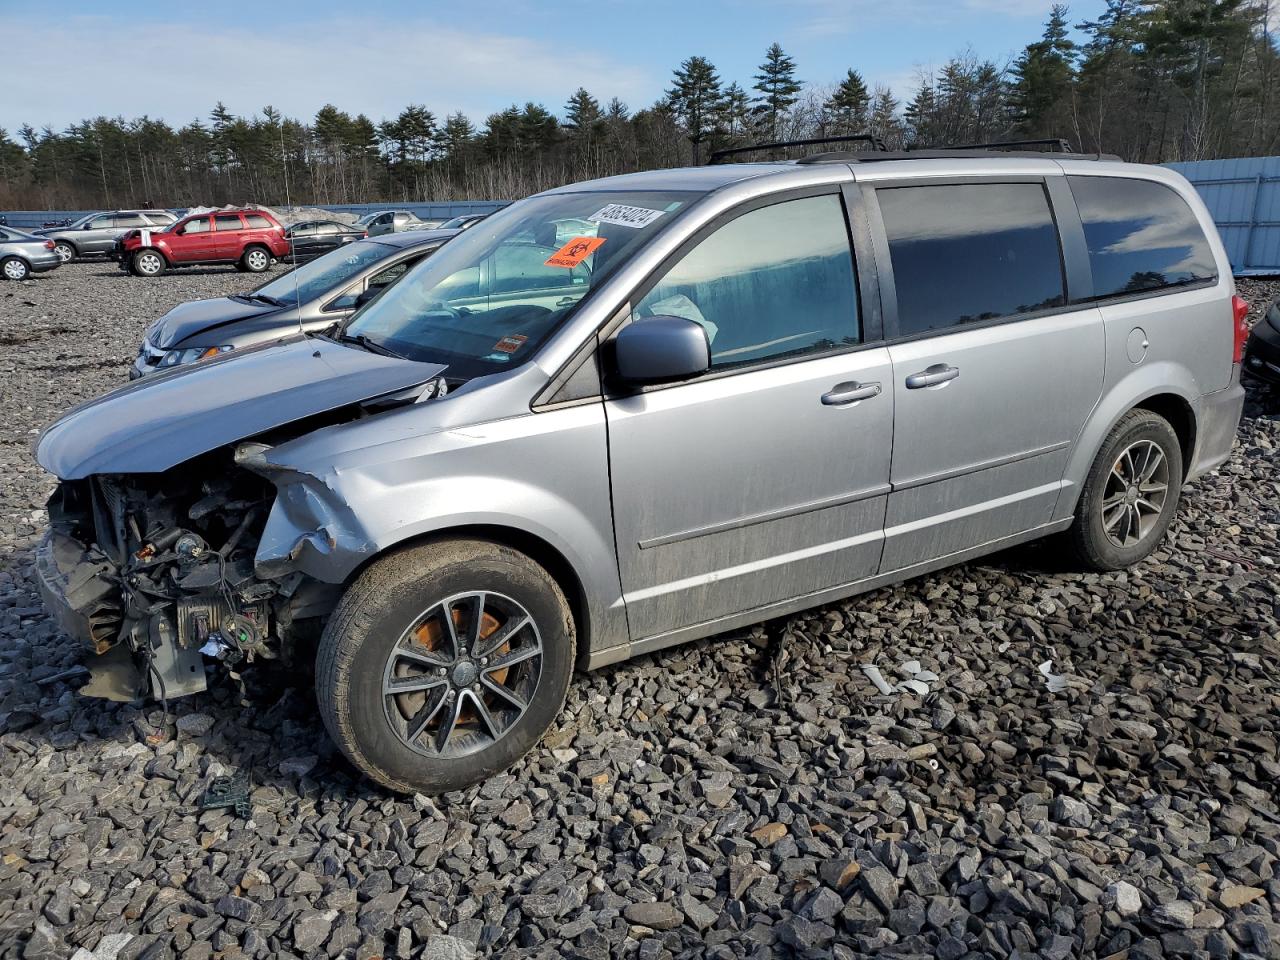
[1068,176,1217,299]
[245,214,273,229]
[634,194,860,371]
[215,214,245,231]
[878,182,1065,336]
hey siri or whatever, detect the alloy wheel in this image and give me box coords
[137,253,162,275]
[1101,439,1170,548]
[381,591,543,759]
[246,250,269,270]
[54,244,74,263]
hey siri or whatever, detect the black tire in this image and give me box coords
[240,245,271,273]
[1066,409,1183,571]
[316,539,575,794]
[1,257,30,281]
[131,249,166,277]
[53,241,76,264]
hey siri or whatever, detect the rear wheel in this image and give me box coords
[53,242,75,264]
[131,249,166,277]
[1066,409,1183,570]
[240,246,271,273]
[316,539,575,794]
[1,257,30,281]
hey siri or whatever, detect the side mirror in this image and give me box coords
[614,315,710,384]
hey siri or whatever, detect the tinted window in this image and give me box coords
[317,223,341,235]
[245,214,273,229]
[180,217,210,234]
[290,223,317,237]
[215,214,245,232]
[878,182,1065,336]
[1069,176,1217,298]
[114,214,148,228]
[635,194,859,370]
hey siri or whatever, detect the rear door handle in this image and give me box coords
[821,381,882,406]
[904,364,959,389]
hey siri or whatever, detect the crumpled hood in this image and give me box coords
[37,337,447,479]
[148,296,279,347]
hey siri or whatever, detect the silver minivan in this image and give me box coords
[35,147,1247,793]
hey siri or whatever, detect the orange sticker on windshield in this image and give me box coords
[545,236,605,268]
[493,334,527,354]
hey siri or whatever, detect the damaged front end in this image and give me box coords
[38,450,332,702]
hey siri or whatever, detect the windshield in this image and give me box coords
[255,240,396,305]
[343,190,696,378]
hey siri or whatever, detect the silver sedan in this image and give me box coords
[0,227,61,280]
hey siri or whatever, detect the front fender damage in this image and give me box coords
[235,442,377,584]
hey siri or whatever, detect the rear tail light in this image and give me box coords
[44,240,55,250]
[361,231,369,239]
[1232,294,1250,363]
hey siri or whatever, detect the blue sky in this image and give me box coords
[5,0,1107,133]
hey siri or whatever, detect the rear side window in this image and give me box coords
[143,212,173,226]
[635,194,860,371]
[878,182,1065,337]
[215,214,245,232]
[246,214,273,229]
[1068,176,1217,299]
[114,214,148,228]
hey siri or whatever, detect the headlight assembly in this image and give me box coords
[160,345,235,368]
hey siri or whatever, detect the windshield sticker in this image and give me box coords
[589,203,666,229]
[545,236,606,268]
[492,334,528,354]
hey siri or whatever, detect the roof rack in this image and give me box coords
[707,134,888,165]
[936,137,1075,153]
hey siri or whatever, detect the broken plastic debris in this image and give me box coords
[901,659,921,675]
[861,664,896,696]
[1038,660,1068,694]
[897,678,931,697]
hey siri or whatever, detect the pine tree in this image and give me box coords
[752,42,802,138]
[667,55,724,163]
[716,82,752,138]
[1009,4,1078,136]
[565,88,602,135]
[824,69,871,134]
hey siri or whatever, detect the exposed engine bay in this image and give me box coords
[40,449,335,701]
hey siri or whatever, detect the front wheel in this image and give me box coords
[1,257,30,281]
[316,539,576,794]
[1066,409,1183,570]
[131,249,166,277]
[240,246,271,273]
[53,242,75,264]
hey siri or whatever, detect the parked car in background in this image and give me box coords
[34,145,1245,794]
[285,220,367,262]
[132,229,458,377]
[37,210,177,263]
[439,214,490,231]
[116,209,290,276]
[354,209,424,236]
[0,226,61,280]
[1243,297,1280,386]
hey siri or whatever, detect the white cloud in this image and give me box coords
[3,14,655,131]
[783,0,1056,33]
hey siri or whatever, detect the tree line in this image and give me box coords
[0,0,1275,210]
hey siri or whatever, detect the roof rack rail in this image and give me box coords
[707,134,888,165]
[925,138,1075,153]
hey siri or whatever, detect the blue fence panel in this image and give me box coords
[1165,157,1280,276]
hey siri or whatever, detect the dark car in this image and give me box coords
[1243,298,1280,386]
[285,220,367,262]
[132,228,458,377]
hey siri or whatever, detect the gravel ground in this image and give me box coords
[0,263,1277,960]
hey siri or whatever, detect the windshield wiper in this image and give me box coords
[340,333,408,360]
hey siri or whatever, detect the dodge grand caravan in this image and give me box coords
[35,145,1246,793]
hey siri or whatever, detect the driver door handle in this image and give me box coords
[821,381,882,406]
[904,363,960,389]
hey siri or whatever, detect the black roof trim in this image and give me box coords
[797,148,1122,164]
[708,134,888,164]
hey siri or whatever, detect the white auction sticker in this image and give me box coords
[589,203,665,229]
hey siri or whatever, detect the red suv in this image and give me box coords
[117,210,290,276]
